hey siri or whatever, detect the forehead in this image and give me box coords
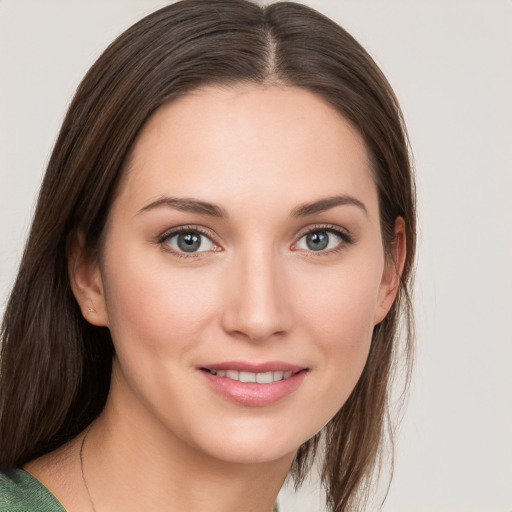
[117,85,378,217]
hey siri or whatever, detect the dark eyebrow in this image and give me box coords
[137,197,228,218]
[292,195,367,217]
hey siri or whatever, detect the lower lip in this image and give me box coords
[200,370,307,407]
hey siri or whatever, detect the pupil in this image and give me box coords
[306,231,328,251]
[178,232,201,252]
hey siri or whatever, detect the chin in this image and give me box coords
[183,417,317,467]
[203,439,298,466]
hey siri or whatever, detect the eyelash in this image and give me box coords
[157,223,354,259]
[157,225,219,259]
[293,224,355,256]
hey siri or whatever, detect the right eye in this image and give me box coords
[163,229,217,254]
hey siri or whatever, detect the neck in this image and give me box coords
[83,380,294,512]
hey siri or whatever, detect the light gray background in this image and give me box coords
[1,1,511,511]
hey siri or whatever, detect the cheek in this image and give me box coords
[296,260,382,344]
[102,246,219,354]
[292,257,383,401]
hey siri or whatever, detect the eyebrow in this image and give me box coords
[291,195,368,217]
[138,194,367,219]
[138,197,228,218]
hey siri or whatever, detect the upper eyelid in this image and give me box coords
[158,225,216,242]
[295,223,352,239]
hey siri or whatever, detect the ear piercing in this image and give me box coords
[86,306,95,313]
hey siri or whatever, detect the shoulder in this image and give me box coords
[0,469,65,512]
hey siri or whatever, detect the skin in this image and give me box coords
[26,85,405,512]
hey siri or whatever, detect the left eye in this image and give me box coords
[165,230,216,253]
[295,230,343,252]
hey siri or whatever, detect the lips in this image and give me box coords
[199,361,308,406]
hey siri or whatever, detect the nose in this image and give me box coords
[220,245,292,343]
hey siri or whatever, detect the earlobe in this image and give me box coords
[373,218,406,325]
[67,231,109,327]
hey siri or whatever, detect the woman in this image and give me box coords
[0,1,415,511]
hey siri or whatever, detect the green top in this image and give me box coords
[0,469,65,511]
[0,468,281,512]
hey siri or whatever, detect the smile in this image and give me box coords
[205,369,294,383]
[200,363,308,406]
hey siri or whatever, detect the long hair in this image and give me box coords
[0,1,416,511]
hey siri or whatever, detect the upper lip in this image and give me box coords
[200,361,306,373]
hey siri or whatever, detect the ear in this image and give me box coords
[67,231,109,326]
[373,217,407,325]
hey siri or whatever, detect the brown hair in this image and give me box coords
[0,1,415,510]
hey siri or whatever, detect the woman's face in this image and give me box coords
[83,85,400,465]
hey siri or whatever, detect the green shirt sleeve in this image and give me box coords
[0,469,66,512]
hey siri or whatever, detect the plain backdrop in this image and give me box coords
[1,1,511,511]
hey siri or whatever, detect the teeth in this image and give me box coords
[226,370,239,380]
[256,371,273,384]
[239,371,256,383]
[209,369,295,383]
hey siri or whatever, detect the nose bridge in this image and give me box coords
[221,240,290,341]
